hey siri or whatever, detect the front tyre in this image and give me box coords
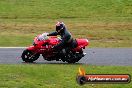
[21,49,40,63]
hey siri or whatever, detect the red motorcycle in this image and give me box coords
[21,32,89,63]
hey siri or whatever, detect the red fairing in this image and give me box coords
[48,37,59,45]
[27,32,89,53]
[21,32,89,63]
[27,46,36,51]
[72,39,89,52]
[27,35,59,54]
[76,39,89,48]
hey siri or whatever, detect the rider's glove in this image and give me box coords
[42,33,49,37]
[38,35,44,40]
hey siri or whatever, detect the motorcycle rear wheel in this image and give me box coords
[66,58,76,63]
[21,49,40,63]
[66,53,83,64]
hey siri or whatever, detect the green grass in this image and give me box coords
[0,0,132,47]
[0,64,132,88]
[0,0,132,19]
[0,22,132,47]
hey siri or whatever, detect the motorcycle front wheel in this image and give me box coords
[21,49,40,63]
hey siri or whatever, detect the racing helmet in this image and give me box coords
[56,22,65,33]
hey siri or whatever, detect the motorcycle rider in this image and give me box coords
[47,22,74,51]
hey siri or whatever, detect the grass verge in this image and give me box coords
[0,64,132,88]
[0,21,132,47]
[0,0,132,47]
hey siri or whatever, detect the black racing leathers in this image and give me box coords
[48,28,73,50]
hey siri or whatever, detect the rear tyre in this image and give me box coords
[21,49,40,63]
[66,56,76,63]
[66,52,83,64]
[67,60,76,64]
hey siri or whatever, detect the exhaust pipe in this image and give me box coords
[82,53,86,57]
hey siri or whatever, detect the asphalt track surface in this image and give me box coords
[0,48,132,66]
